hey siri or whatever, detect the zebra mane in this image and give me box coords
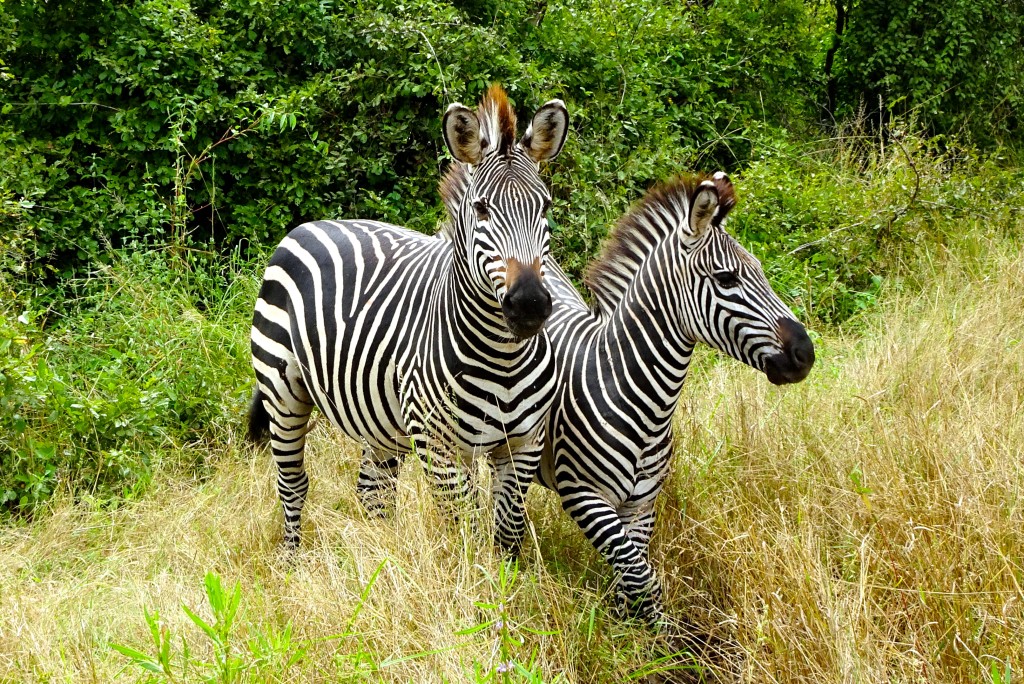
[479,83,517,156]
[583,174,737,316]
[437,161,471,240]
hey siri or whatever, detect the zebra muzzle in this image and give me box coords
[764,317,815,385]
[502,257,552,339]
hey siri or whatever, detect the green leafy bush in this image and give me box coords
[0,251,255,513]
[2,0,833,284]
[2,0,1023,513]
[834,0,1024,146]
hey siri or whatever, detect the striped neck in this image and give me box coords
[597,234,695,421]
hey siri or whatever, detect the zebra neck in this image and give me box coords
[596,248,695,418]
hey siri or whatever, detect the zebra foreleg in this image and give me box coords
[356,447,403,519]
[559,485,665,627]
[490,443,542,556]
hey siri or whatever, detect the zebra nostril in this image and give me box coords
[791,343,812,367]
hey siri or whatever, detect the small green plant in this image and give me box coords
[848,464,873,513]
[111,571,306,682]
[458,560,562,684]
[989,659,1012,684]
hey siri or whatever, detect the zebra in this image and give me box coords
[534,173,815,626]
[246,85,569,552]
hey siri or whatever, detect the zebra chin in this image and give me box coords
[504,316,548,340]
[762,317,815,385]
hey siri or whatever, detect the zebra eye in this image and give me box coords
[714,270,740,288]
[473,199,490,221]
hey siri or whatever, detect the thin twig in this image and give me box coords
[885,130,921,227]
[5,101,122,112]
[789,132,921,255]
[415,29,449,104]
[787,216,874,255]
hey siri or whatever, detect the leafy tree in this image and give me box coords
[833,0,1024,145]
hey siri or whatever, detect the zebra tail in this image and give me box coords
[246,389,271,445]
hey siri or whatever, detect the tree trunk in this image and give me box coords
[823,0,850,124]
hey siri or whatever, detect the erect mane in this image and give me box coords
[437,161,471,240]
[479,83,517,156]
[583,173,737,316]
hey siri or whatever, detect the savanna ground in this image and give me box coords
[1,222,1022,683]
[3,0,1024,681]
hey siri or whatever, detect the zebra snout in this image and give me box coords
[764,318,815,385]
[502,258,552,339]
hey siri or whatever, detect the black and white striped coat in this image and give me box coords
[247,86,569,552]
[537,174,815,625]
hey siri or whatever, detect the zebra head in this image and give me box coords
[679,173,815,385]
[441,85,569,339]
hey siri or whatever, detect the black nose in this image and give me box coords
[787,327,815,369]
[764,318,815,385]
[502,273,552,339]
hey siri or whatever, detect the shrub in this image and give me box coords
[0,250,256,514]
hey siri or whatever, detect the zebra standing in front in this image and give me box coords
[247,85,569,552]
[536,173,815,625]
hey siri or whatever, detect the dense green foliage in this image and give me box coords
[0,0,835,280]
[834,0,1024,146]
[1,0,1023,512]
[0,252,255,510]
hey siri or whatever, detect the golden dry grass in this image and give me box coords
[1,236,1021,683]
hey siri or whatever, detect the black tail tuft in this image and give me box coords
[246,389,271,445]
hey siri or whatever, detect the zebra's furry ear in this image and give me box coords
[521,99,569,162]
[710,171,737,226]
[443,103,487,165]
[688,181,719,238]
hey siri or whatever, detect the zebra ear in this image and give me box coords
[443,103,487,165]
[687,181,719,239]
[521,99,569,162]
[710,171,737,226]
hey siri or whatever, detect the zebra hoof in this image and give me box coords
[281,533,301,553]
[494,536,523,559]
[615,593,665,630]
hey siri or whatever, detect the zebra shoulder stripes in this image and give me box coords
[536,173,815,625]
[247,85,569,552]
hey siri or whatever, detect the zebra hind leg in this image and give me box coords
[253,377,314,550]
[269,404,314,549]
[490,443,543,556]
[356,447,403,519]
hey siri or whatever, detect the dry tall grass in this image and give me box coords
[1,235,1021,683]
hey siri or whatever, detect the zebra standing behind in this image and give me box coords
[247,85,569,552]
[536,173,815,625]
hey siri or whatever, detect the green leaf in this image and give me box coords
[110,643,165,673]
[110,643,154,662]
[182,603,218,644]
